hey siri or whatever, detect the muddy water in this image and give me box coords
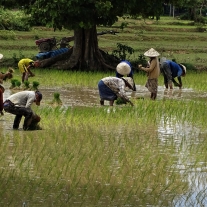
[1,84,207,134]
[2,84,207,108]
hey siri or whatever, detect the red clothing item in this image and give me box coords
[0,88,3,112]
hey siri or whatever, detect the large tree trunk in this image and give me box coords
[39,26,117,71]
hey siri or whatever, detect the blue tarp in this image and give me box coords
[35,48,69,60]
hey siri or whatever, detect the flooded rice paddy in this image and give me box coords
[1,83,207,206]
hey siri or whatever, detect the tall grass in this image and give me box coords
[1,93,207,205]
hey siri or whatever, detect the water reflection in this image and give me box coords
[2,83,207,206]
[158,116,207,206]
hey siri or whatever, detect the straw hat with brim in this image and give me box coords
[144,48,160,57]
[179,64,186,75]
[116,62,131,75]
[122,77,134,90]
[0,54,3,60]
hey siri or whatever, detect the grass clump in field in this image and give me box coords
[49,92,62,106]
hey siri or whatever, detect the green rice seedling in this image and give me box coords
[32,81,39,90]
[115,97,127,105]
[22,80,30,89]
[10,79,18,88]
[14,80,21,88]
[50,92,62,106]
[0,101,204,206]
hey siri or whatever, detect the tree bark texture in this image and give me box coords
[39,26,118,71]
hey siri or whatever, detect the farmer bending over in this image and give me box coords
[160,58,186,89]
[18,58,40,83]
[98,76,134,106]
[116,60,136,91]
[3,90,42,130]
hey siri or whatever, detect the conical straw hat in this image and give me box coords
[144,48,160,57]
[116,62,131,75]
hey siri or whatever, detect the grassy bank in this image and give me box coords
[0,16,207,70]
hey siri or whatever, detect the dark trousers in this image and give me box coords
[3,100,33,130]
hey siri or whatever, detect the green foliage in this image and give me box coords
[10,79,18,88]
[115,97,127,105]
[119,22,128,30]
[32,81,40,90]
[134,54,147,66]
[15,80,21,87]
[0,8,31,31]
[181,63,197,71]
[195,23,206,32]
[23,80,30,89]
[51,92,62,105]
[112,43,134,60]
[14,0,148,30]
[12,50,25,64]
[0,30,16,40]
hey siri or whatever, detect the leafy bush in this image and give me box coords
[12,50,25,64]
[112,43,134,60]
[0,8,31,31]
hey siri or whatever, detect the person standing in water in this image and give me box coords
[138,48,160,100]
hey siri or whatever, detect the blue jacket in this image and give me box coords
[166,60,183,78]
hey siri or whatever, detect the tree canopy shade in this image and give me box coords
[2,0,166,70]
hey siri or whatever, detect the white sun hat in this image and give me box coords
[144,48,160,57]
[0,54,3,60]
[179,64,186,75]
[116,62,131,75]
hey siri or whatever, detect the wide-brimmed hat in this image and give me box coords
[122,77,134,90]
[0,54,3,60]
[144,48,160,57]
[179,64,186,75]
[116,62,131,75]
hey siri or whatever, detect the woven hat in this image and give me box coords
[179,64,186,75]
[116,62,131,75]
[122,77,134,90]
[0,54,3,60]
[144,48,160,57]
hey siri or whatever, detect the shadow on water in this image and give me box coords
[1,84,207,205]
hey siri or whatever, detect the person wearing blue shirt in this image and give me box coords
[116,60,136,91]
[160,59,186,89]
